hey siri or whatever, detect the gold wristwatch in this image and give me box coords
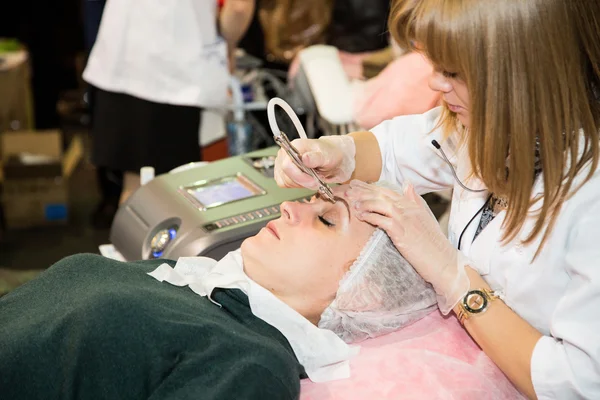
[456,288,500,324]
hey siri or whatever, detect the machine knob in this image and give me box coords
[252,156,276,170]
[150,228,176,257]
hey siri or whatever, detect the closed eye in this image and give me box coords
[318,215,334,227]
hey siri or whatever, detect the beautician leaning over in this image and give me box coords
[275,0,600,399]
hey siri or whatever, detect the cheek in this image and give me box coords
[318,235,363,274]
[299,239,349,281]
[305,240,338,268]
[241,235,287,279]
[456,84,470,106]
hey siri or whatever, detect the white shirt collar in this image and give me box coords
[148,250,358,382]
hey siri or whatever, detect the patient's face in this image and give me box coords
[241,184,375,322]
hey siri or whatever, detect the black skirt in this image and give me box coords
[91,88,202,175]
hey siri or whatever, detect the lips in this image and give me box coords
[265,221,280,240]
[446,102,463,113]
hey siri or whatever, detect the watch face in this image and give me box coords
[463,290,488,313]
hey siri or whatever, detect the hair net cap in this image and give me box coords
[319,227,437,343]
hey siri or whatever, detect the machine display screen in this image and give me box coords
[182,175,264,209]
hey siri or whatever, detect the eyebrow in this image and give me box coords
[315,193,351,221]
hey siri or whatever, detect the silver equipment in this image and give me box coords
[110,147,313,261]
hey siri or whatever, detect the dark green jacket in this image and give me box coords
[0,254,304,399]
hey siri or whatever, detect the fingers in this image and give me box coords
[274,166,313,189]
[348,179,371,190]
[298,138,339,171]
[301,151,325,169]
[346,181,422,237]
[356,210,399,234]
[295,137,345,175]
[274,147,319,189]
[349,180,426,211]
[403,182,420,203]
[352,198,398,218]
[274,137,348,187]
[402,182,437,219]
[352,200,410,248]
[346,182,408,216]
[291,138,327,168]
[346,180,405,205]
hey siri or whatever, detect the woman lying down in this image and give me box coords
[0,182,438,399]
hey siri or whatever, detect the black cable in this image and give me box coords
[430,139,492,249]
[431,140,486,193]
[457,194,493,250]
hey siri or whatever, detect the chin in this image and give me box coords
[240,236,263,271]
[240,237,254,259]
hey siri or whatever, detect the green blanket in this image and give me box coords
[0,254,304,399]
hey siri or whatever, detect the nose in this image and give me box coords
[279,201,312,225]
[428,71,452,93]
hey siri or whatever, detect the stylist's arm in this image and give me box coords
[274,131,382,189]
[219,0,255,50]
[345,181,542,399]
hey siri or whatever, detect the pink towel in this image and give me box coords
[301,311,524,400]
[353,53,440,130]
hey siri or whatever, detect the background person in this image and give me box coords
[83,0,256,227]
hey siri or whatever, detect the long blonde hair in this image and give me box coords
[390,0,600,254]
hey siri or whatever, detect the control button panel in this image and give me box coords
[202,196,313,233]
[203,204,281,232]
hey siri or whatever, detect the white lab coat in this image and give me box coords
[83,0,228,107]
[371,107,600,399]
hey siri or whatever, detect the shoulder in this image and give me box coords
[370,106,444,137]
[553,167,600,271]
[51,253,172,271]
[560,164,600,228]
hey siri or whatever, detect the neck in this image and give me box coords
[273,293,329,326]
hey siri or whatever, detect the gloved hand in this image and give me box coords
[274,135,356,189]
[346,180,470,314]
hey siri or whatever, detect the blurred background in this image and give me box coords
[0,0,447,294]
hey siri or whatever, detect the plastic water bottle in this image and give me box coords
[227,120,253,156]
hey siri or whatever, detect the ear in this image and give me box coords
[343,257,355,274]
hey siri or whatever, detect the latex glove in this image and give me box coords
[274,135,356,189]
[346,180,470,314]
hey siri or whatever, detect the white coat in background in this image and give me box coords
[371,107,600,399]
[83,0,228,108]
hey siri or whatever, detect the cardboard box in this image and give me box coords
[0,130,82,229]
[0,49,33,134]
